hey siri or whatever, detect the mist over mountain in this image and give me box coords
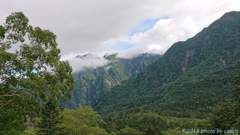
[63,52,162,109]
[65,50,164,73]
[76,53,101,60]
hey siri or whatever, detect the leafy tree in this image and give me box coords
[231,64,240,102]
[231,62,240,130]
[60,105,108,135]
[196,105,237,134]
[0,12,74,133]
[21,130,36,135]
[205,101,235,135]
[196,97,236,133]
[35,99,64,135]
[117,125,143,135]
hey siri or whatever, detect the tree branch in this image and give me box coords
[1,94,23,97]
[0,85,21,97]
[0,91,30,109]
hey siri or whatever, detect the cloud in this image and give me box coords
[104,0,240,57]
[65,56,110,73]
[130,18,162,36]
[1,0,240,71]
[126,17,195,53]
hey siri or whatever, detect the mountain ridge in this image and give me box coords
[90,11,240,119]
[75,53,101,60]
[64,52,162,109]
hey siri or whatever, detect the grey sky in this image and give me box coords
[1,0,240,72]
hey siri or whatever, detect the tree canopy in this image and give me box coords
[0,12,75,133]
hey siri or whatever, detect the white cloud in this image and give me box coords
[66,56,110,73]
[1,0,240,71]
[116,47,147,59]
[105,0,240,57]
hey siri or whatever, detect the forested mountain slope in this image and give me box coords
[64,53,162,109]
[90,11,240,119]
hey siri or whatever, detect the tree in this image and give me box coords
[0,12,75,133]
[36,99,64,135]
[231,62,240,130]
[209,101,235,132]
[232,62,240,103]
[60,106,108,135]
[117,125,143,135]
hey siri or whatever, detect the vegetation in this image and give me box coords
[36,99,65,135]
[59,106,108,135]
[195,62,240,135]
[90,11,240,120]
[0,12,74,134]
[18,106,203,135]
[64,53,162,109]
[2,10,240,135]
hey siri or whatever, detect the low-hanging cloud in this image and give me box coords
[65,56,111,73]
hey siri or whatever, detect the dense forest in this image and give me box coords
[1,11,240,135]
[90,11,240,120]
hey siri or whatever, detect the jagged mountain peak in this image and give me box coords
[75,53,101,60]
[141,53,151,57]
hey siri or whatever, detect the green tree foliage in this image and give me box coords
[197,101,236,135]
[210,101,235,132]
[0,12,74,133]
[60,105,108,135]
[196,62,240,135]
[98,107,204,135]
[117,125,143,135]
[21,130,36,135]
[231,62,240,130]
[35,99,64,135]
[99,108,168,135]
[151,62,240,118]
[162,127,199,135]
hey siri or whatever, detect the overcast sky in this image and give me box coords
[1,0,240,72]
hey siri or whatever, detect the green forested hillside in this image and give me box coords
[64,53,162,109]
[98,107,200,135]
[90,11,240,119]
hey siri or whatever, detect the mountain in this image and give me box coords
[103,52,118,60]
[76,53,101,60]
[64,53,162,109]
[90,11,240,119]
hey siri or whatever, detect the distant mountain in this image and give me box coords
[103,53,118,61]
[90,11,240,119]
[63,53,162,109]
[76,53,101,60]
